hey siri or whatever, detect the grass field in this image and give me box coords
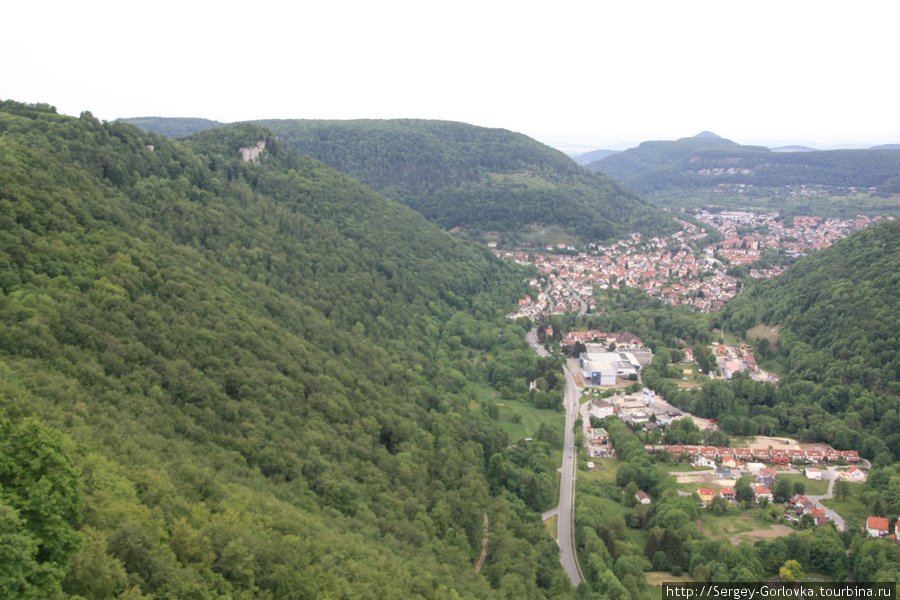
[579,457,621,483]
[822,482,870,530]
[747,323,781,348]
[468,382,567,442]
[778,473,829,496]
[697,509,793,544]
[645,572,695,586]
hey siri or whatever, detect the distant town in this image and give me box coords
[497,211,892,318]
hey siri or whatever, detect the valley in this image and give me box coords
[2,101,900,599]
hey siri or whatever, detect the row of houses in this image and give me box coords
[647,445,860,464]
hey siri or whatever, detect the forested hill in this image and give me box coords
[0,100,573,599]
[585,132,900,199]
[721,218,900,462]
[248,118,677,242]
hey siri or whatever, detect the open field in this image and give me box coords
[777,472,829,496]
[822,482,870,530]
[697,510,794,545]
[580,457,621,483]
[647,572,696,600]
[646,572,695,586]
[747,323,781,349]
[468,383,566,441]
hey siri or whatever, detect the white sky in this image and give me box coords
[3,0,899,151]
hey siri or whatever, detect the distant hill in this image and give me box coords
[250,118,677,242]
[584,132,746,183]
[116,116,224,138]
[572,148,619,166]
[871,143,900,150]
[585,132,900,204]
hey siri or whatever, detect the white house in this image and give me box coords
[591,400,616,419]
[846,466,867,481]
[805,468,823,481]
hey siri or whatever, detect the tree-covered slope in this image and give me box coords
[250,118,677,242]
[0,101,571,600]
[586,132,900,199]
[721,219,900,462]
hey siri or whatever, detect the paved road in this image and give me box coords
[567,283,588,316]
[526,329,550,357]
[528,328,583,585]
[557,366,584,585]
[806,470,845,531]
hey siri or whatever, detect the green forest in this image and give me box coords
[121,116,677,243]
[712,219,900,463]
[230,119,677,243]
[0,100,577,599]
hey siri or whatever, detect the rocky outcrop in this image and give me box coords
[239,140,266,163]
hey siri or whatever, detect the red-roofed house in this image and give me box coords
[842,451,860,463]
[868,517,890,538]
[753,486,772,502]
[846,466,866,481]
[772,455,790,466]
[735,448,753,461]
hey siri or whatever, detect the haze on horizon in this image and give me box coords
[3,0,898,154]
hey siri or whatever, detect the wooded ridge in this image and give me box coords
[120,116,678,243]
[0,100,572,600]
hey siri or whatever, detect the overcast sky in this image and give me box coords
[4,0,898,152]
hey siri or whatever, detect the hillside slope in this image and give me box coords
[0,101,570,600]
[718,219,900,461]
[250,118,677,242]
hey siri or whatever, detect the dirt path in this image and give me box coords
[474,513,489,573]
